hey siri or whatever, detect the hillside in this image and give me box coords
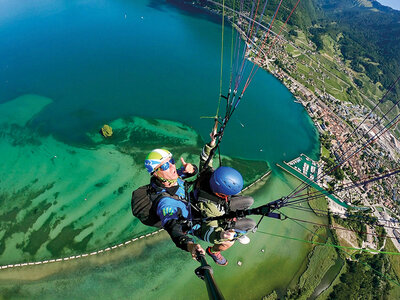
[262,0,400,100]
[196,0,400,135]
[312,0,400,98]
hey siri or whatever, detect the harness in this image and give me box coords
[195,190,229,211]
[131,178,189,228]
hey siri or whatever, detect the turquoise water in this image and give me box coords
[0,0,318,163]
[0,0,322,298]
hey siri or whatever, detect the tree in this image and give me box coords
[333,166,345,181]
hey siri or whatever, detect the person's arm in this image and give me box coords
[156,197,194,252]
[199,138,216,172]
[162,219,194,251]
[163,219,205,257]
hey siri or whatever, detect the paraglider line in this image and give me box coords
[286,111,400,201]
[334,74,400,152]
[257,230,400,256]
[281,212,400,286]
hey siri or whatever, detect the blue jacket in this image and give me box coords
[156,178,190,226]
[149,166,198,251]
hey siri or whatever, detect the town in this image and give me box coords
[233,6,400,252]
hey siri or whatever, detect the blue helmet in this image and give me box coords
[209,166,243,196]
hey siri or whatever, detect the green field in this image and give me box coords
[386,238,400,299]
[321,145,330,159]
[308,193,328,216]
[317,261,347,300]
[297,62,312,74]
[286,44,301,57]
[325,76,344,91]
[297,237,337,300]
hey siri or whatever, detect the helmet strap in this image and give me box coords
[214,192,229,202]
[155,174,178,185]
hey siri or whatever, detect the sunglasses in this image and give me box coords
[156,158,175,172]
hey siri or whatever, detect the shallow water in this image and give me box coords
[0,166,327,299]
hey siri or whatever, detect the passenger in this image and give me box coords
[192,134,256,266]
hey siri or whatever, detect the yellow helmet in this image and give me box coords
[144,149,172,173]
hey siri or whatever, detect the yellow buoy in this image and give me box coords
[101,124,113,137]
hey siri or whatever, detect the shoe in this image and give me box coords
[237,235,250,245]
[206,247,228,266]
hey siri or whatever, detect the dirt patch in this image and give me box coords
[333,220,359,249]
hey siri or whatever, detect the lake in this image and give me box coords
[0,0,323,298]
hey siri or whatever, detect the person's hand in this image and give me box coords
[221,229,235,240]
[180,157,194,174]
[209,131,216,147]
[187,242,205,260]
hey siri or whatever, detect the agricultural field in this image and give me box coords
[386,238,400,299]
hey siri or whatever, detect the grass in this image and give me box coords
[308,193,328,216]
[317,261,347,300]
[385,238,400,299]
[386,238,400,278]
[321,35,336,56]
[325,76,344,91]
[294,31,313,51]
[296,62,311,74]
[316,54,351,85]
[326,88,347,102]
[286,44,301,57]
[297,235,338,299]
[321,145,330,159]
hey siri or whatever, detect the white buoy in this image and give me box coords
[237,261,242,266]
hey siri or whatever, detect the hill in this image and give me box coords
[197,0,400,134]
[310,0,400,99]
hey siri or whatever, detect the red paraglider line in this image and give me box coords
[242,0,284,94]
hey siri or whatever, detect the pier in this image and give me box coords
[277,154,350,209]
[277,154,370,211]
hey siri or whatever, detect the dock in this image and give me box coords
[277,154,368,211]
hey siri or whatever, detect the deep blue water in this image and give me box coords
[0,0,319,163]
